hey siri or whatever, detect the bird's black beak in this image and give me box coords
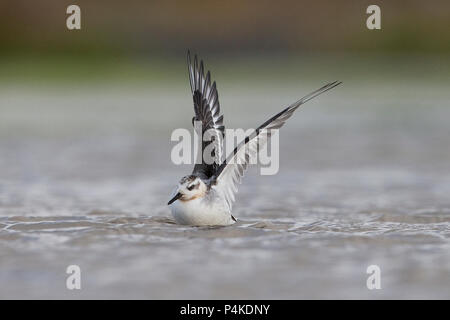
[167,192,182,205]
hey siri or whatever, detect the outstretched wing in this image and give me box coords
[212,81,342,210]
[188,51,225,179]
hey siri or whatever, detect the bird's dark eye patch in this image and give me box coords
[187,183,199,191]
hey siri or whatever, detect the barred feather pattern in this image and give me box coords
[188,51,225,178]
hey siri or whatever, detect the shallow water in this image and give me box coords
[0,83,449,299]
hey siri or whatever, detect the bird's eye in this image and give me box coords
[187,185,194,191]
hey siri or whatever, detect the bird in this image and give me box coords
[168,51,341,226]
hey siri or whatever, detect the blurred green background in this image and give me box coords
[1,0,449,85]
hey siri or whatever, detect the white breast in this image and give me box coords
[170,197,235,226]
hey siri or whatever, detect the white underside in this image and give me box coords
[170,197,235,226]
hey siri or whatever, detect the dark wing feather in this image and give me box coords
[188,51,225,179]
[212,81,342,210]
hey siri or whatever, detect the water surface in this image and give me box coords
[0,82,449,299]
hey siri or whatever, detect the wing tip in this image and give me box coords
[327,80,343,89]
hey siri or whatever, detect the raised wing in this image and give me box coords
[188,51,225,179]
[212,81,342,210]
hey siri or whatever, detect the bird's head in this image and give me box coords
[167,175,207,205]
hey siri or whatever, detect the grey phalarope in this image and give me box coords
[168,51,341,226]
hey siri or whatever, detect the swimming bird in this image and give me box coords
[168,51,341,226]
